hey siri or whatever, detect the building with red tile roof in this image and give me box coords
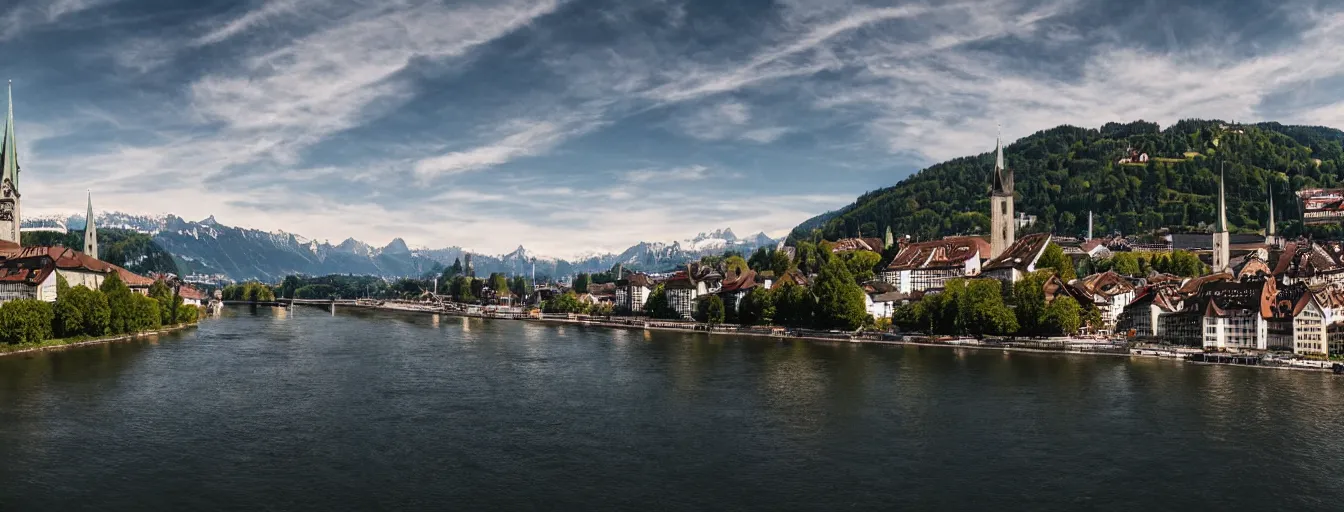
[881,236,989,294]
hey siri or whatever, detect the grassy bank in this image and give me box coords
[0,322,200,357]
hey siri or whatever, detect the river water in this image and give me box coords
[3,305,1344,511]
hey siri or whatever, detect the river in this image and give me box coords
[2,305,1344,510]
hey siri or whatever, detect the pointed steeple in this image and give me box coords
[991,124,1012,195]
[85,190,98,259]
[1267,182,1276,236]
[1,81,17,188]
[1216,166,1228,233]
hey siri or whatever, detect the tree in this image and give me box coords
[101,272,136,335]
[1042,296,1083,335]
[722,255,749,275]
[149,280,175,326]
[772,283,814,327]
[543,291,585,314]
[695,295,726,326]
[1013,271,1051,336]
[769,249,794,277]
[54,285,110,337]
[812,258,868,330]
[739,287,775,326]
[958,278,1018,336]
[748,248,772,272]
[1108,253,1142,276]
[841,251,882,283]
[488,273,510,298]
[0,299,54,344]
[643,284,680,319]
[572,273,591,294]
[509,275,532,298]
[279,275,302,299]
[1036,243,1076,281]
[449,276,476,303]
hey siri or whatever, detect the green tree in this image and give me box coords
[572,273,591,294]
[643,284,678,319]
[747,248,772,272]
[0,299,54,344]
[54,285,110,337]
[772,282,815,328]
[100,272,136,334]
[958,278,1018,336]
[279,275,302,299]
[449,276,476,303]
[488,273,511,298]
[841,250,882,283]
[722,255,749,275]
[543,291,585,314]
[1042,296,1083,335]
[1107,253,1142,277]
[769,250,793,277]
[695,295,726,325]
[149,280,175,326]
[812,258,868,330]
[739,287,775,325]
[1036,243,1076,281]
[1013,271,1051,336]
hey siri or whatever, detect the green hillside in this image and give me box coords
[792,120,1344,242]
[20,228,179,276]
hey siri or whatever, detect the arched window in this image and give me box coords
[1001,202,1007,215]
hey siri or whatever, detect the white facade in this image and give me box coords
[615,285,651,313]
[880,270,913,294]
[866,295,896,319]
[0,270,56,304]
[666,288,698,319]
[1101,290,1135,328]
[1293,300,1327,355]
[910,259,981,293]
[1202,312,1268,351]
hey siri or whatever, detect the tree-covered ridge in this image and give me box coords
[792,120,1344,242]
[20,228,179,276]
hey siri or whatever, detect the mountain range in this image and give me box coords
[23,213,781,282]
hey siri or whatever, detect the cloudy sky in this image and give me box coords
[2,0,1342,257]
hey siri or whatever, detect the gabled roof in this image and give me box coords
[1267,282,1318,320]
[829,237,883,253]
[0,245,154,287]
[776,268,809,287]
[720,269,757,293]
[0,257,54,285]
[885,236,989,271]
[1070,271,1136,301]
[1189,277,1275,318]
[983,233,1051,272]
[617,273,654,289]
[1177,272,1233,297]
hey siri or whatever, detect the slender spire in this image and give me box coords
[1216,164,1228,233]
[1267,181,1276,236]
[85,189,98,259]
[995,123,1005,172]
[1,80,17,188]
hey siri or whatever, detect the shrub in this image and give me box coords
[0,299,54,344]
[54,285,110,338]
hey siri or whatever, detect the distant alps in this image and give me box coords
[23,213,780,282]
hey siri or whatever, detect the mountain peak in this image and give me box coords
[200,215,219,226]
[382,238,411,255]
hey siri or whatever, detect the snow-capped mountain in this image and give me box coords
[25,213,781,281]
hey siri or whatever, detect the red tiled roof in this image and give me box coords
[829,237,884,253]
[885,236,988,271]
[179,286,206,301]
[0,258,55,285]
[0,246,155,287]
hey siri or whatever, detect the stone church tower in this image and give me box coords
[1212,167,1230,273]
[989,131,1014,259]
[0,82,20,245]
[85,191,98,259]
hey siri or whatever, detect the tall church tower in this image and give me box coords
[0,82,20,245]
[989,130,1014,259]
[84,190,98,259]
[1212,167,1230,273]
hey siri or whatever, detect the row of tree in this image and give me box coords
[221,282,277,302]
[0,274,200,345]
[891,271,1100,338]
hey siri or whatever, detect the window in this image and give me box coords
[1001,202,1007,215]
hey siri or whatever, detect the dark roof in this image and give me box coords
[617,273,654,289]
[720,269,757,293]
[1188,278,1275,318]
[0,257,55,286]
[829,238,884,253]
[1069,271,1136,301]
[885,236,988,271]
[983,233,1051,272]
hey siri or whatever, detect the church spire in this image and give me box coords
[991,124,1012,195]
[2,81,17,188]
[85,190,98,259]
[1216,165,1228,233]
[1267,182,1276,236]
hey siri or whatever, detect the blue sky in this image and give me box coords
[2,0,1342,257]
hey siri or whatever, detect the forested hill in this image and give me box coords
[791,120,1344,243]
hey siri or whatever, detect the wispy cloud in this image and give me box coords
[0,0,116,40]
[414,117,598,179]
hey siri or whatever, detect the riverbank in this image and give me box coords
[0,322,200,358]
[294,301,1344,374]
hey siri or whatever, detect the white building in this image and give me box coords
[881,236,989,293]
[615,273,654,313]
